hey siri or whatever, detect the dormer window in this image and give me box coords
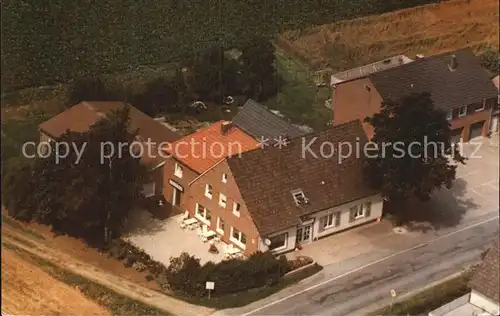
[292,190,308,205]
[364,85,371,92]
[221,173,228,183]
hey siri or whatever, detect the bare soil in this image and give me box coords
[1,247,110,316]
[278,0,499,71]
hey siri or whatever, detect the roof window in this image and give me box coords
[291,189,308,205]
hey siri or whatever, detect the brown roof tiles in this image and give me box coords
[39,101,181,167]
[227,120,379,236]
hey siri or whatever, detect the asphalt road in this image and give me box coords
[217,212,499,316]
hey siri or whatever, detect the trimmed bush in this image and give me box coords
[165,251,289,297]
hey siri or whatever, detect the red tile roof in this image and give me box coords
[165,121,260,174]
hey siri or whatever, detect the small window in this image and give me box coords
[205,184,213,199]
[174,163,183,178]
[231,227,246,247]
[322,213,335,229]
[292,190,308,205]
[195,203,211,223]
[476,100,486,112]
[219,193,227,208]
[364,85,371,92]
[221,173,228,183]
[216,217,225,234]
[446,110,453,121]
[458,105,467,117]
[269,233,288,251]
[351,205,365,219]
[232,202,240,217]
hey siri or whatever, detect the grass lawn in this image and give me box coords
[264,46,332,130]
[1,112,49,172]
[368,269,474,316]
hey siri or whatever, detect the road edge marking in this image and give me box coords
[241,215,499,316]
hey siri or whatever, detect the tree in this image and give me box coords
[67,76,122,107]
[239,36,277,100]
[479,46,499,76]
[363,93,465,203]
[2,104,147,246]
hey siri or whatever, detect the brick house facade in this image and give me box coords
[332,49,498,142]
[182,121,384,256]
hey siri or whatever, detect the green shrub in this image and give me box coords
[165,251,288,298]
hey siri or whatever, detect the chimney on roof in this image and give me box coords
[221,121,232,135]
[448,54,458,71]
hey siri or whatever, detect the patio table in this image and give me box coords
[183,218,197,225]
[203,230,216,239]
[228,247,241,255]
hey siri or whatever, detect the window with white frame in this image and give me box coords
[174,163,183,178]
[221,173,228,183]
[230,226,246,247]
[446,110,453,121]
[476,100,486,111]
[291,189,308,205]
[232,202,241,217]
[219,193,227,208]
[268,233,288,251]
[322,213,336,229]
[350,202,372,221]
[141,182,155,197]
[216,217,225,234]
[205,184,213,199]
[195,203,211,223]
[458,105,467,117]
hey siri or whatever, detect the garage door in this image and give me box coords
[469,121,485,140]
[450,128,462,144]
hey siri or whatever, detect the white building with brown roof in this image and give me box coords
[429,239,499,316]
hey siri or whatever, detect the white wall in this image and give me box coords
[259,227,297,255]
[258,194,383,254]
[311,194,383,240]
[470,290,500,315]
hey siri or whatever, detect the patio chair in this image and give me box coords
[213,236,221,243]
[178,211,189,223]
[180,221,187,229]
[196,226,203,236]
[202,236,208,243]
[189,222,199,230]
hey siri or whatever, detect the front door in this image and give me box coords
[296,224,312,244]
[172,187,182,206]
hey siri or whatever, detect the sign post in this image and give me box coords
[390,289,397,310]
[206,281,215,300]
